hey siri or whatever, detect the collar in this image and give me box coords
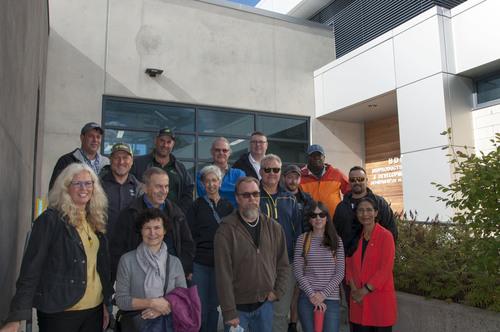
[143,195,165,211]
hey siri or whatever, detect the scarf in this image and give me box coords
[136,241,168,299]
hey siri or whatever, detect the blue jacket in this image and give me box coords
[196,168,245,206]
[259,184,302,262]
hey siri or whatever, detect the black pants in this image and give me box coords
[353,324,392,332]
[37,303,103,332]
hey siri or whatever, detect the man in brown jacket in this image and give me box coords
[214,177,290,332]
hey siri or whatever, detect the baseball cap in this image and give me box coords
[81,122,104,135]
[307,144,325,155]
[110,142,133,157]
[283,165,301,176]
[157,128,176,140]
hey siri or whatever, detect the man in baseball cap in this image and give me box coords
[130,128,194,214]
[100,142,142,237]
[299,144,350,216]
[49,122,109,190]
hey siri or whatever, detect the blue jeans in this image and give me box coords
[297,291,340,332]
[192,263,219,332]
[224,300,274,332]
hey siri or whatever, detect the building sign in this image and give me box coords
[366,156,403,213]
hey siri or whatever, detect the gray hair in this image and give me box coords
[143,167,168,186]
[211,137,231,151]
[200,165,221,181]
[260,153,282,168]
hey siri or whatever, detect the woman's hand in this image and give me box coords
[309,292,325,306]
[0,322,21,332]
[314,302,327,312]
[148,298,171,315]
[351,287,368,304]
[103,304,110,329]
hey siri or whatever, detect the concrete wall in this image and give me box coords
[395,292,500,332]
[0,0,48,321]
[42,0,336,193]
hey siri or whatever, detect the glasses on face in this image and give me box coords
[357,208,375,214]
[309,212,327,219]
[213,148,230,154]
[349,177,366,182]
[71,181,94,189]
[250,140,267,145]
[263,167,281,174]
[202,178,220,184]
[236,191,261,199]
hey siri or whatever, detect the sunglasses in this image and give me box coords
[236,191,261,199]
[349,177,366,182]
[263,167,281,174]
[309,212,327,218]
[213,148,230,153]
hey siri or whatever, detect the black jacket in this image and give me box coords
[5,209,113,323]
[295,188,315,233]
[49,148,110,190]
[231,152,259,179]
[332,188,398,256]
[130,152,194,214]
[109,196,196,281]
[186,197,234,267]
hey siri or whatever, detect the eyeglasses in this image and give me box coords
[263,167,281,174]
[349,177,366,182]
[213,148,230,153]
[309,212,327,218]
[71,181,94,189]
[236,191,261,199]
[202,178,220,184]
[250,140,267,145]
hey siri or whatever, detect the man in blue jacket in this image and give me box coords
[130,128,194,214]
[196,137,245,206]
[259,154,302,332]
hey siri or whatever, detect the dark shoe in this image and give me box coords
[288,323,298,332]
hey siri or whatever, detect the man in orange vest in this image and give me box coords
[299,144,350,216]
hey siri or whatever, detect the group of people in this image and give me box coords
[1,122,398,332]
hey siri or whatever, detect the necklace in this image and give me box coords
[81,223,93,248]
[247,216,260,228]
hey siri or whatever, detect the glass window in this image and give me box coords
[102,96,309,178]
[477,73,500,104]
[257,115,308,140]
[198,109,254,136]
[104,99,195,131]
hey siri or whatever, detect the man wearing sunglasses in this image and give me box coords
[259,154,302,332]
[332,166,398,332]
[196,137,245,206]
[214,177,289,332]
[299,144,350,217]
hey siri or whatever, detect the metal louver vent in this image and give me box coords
[308,0,467,58]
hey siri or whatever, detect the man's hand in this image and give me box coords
[0,322,20,332]
[187,273,193,282]
[267,292,278,302]
[225,317,240,328]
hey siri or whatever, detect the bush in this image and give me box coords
[393,216,500,312]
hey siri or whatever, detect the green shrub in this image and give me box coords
[393,217,500,312]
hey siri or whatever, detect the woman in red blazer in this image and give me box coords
[346,197,397,331]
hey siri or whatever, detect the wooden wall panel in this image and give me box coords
[364,116,404,213]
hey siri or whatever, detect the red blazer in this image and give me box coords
[346,223,397,327]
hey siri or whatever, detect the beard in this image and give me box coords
[242,203,260,220]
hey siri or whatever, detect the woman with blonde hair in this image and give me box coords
[1,163,113,332]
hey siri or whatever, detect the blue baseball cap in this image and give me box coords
[307,144,325,155]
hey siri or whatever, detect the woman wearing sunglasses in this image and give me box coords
[293,201,345,332]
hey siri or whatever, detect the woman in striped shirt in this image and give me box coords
[293,201,345,332]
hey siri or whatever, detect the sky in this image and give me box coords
[227,0,260,6]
